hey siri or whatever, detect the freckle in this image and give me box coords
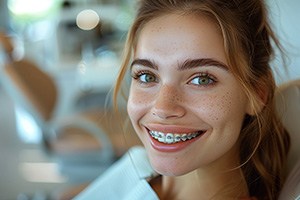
[175,96,182,102]
[172,95,177,102]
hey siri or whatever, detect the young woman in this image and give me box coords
[75,0,290,199]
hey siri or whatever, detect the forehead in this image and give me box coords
[134,13,227,66]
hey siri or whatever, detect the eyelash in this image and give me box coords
[188,72,217,87]
[131,70,158,85]
[131,70,217,87]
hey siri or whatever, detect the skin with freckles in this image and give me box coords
[127,13,251,199]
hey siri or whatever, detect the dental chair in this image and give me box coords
[0,32,141,198]
[276,79,300,200]
[1,57,118,179]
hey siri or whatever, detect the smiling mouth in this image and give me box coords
[149,130,206,144]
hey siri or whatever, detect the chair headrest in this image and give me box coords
[4,59,57,121]
[275,79,300,172]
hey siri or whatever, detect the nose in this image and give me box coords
[151,85,185,119]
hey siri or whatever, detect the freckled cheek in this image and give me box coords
[189,93,238,122]
[127,89,153,122]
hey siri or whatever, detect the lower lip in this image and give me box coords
[148,131,205,153]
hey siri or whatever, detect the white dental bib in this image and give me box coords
[74,146,159,200]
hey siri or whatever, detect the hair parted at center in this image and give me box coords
[113,0,290,199]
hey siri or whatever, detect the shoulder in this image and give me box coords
[74,146,159,200]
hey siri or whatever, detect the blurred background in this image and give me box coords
[0,0,299,199]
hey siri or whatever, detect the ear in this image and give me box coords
[246,84,268,116]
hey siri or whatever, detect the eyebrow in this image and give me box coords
[131,59,158,70]
[130,58,228,71]
[180,58,228,71]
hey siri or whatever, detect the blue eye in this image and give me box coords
[139,73,156,83]
[190,74,215,86]
[131,70,157,84]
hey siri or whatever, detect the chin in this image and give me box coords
[154,165,191,177]
[148,155,193,176]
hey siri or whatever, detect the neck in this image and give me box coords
[161,167,248,200]
[158,146,249,200]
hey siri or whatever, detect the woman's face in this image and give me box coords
[127,13,252,176]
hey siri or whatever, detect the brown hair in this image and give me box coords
[113,0,290,199]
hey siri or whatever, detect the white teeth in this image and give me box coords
[165,133,174,144]
[149,130,202,144]
[158,132,165,142]
[174,134,181,142]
